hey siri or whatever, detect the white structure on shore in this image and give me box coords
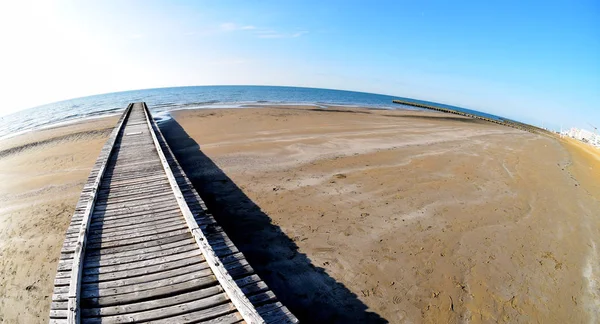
[564,127,600,147]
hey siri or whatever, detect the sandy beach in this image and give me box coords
[1,106,599,323]
[0,117,119,322]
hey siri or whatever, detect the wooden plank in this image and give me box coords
[98,171,166,183]
[65,214,181,239]
[49,309,67,318]
[83,237,194,263]
[81,275,222,308]
[58,243,195,273]
[80,268,216,298]
[58,236,237,282]
[240,281,269,297]
[100,174,166,187]
[86,228,192,250]
[94,191,180,207]
[261,306,299,324]
[81,254,206,283]
[57,261,205,290]
[248,291,277,306]
[88,207,183,224]
[101,169,167,182]
[66,103,133,324]
[50,301,68,311]
[121,301,237,324]
[86,218,186,239]
[93,201,201,219]
[143,103,265,323]
[96,182,171,197]
[82,249,202,276]
[93,194,176,209]
[95,184,172,201]
[235,274,262,289]
[255,302,283,317]
[198,312,244,324]
[228,264,255,280]
[81,284,224,318]
[67,230,192,258]
[65,224,190,248]
[86,223,189,244]
[85,215,183,235]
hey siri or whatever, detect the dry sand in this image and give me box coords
[0,106,599,323]
[0,117,118,323]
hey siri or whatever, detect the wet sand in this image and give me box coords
[0,106,599,323]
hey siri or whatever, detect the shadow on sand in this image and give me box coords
[158,117,387,323]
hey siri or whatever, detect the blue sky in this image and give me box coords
[0,0,598,130]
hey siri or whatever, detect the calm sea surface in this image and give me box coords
[0,85,504,139]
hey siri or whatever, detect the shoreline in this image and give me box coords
[0,102,409,141]
[0,106,598,323]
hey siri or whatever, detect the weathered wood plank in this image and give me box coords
[100,174,166,187]
[86,218,186,239]
[261,306,299,324]
[86,223,189,245]
[66,103,133,323]
[80,268,216,298]
[81,276,222,308]
[85,216,183,236]
[93,194,176,210]
[86,228,192,250]
[57,261,206,290]
[248,291,277,306]
[82,249,202,276]
[88,207,184,225]
[120,301,237,324]
[81,284,224,318]
[197,312,244,324]
[83,238,194,263]
[81,254,205,283]
[62,232,195,255]
[95,184,172,201]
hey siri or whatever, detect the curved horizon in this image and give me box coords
[1,1,598,132]
[0,85,515,141]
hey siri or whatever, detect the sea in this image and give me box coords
[0,85,505,140]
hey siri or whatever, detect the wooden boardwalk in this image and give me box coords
[49,103,298,324]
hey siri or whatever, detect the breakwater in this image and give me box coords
[392,99,549,135]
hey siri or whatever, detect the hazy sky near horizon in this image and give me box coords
[0,1,598,129]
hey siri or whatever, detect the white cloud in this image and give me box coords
[209,58,248,65]
[256,30,308,39]
[219,22,307,39]
[219,22,237,31]
[219,23,257,32]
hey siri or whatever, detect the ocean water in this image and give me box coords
[0,85,504,139]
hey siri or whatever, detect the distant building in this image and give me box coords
[579,129,595,142]
[564,128,600,147]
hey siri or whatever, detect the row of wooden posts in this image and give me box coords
[392,99,548,135]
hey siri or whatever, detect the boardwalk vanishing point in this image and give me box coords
[49,103,298,323]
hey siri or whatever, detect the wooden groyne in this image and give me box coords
[50,103,298,323]
[392,99,549,135]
